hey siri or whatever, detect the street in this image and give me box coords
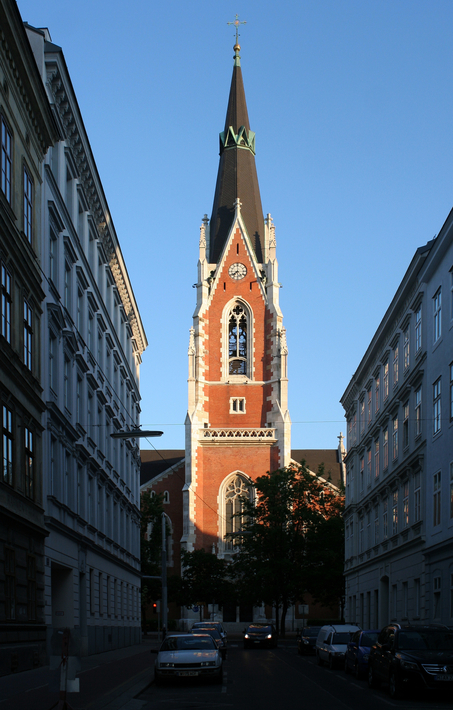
[139,638,452,710]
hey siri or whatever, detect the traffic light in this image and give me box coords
[152,603,157,614]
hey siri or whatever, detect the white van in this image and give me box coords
[316,624,360,669]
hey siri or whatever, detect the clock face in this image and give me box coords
[228,263,247,280]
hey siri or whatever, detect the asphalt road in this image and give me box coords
[139,638,452,710]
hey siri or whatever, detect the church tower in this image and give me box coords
[183,40,291,556]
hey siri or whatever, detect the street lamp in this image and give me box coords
[110,429,163,439]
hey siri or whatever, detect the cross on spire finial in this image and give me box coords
[227,14,246,44]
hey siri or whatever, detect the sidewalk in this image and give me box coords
[0,635,158,710]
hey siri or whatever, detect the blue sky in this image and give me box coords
[17,0,453,453]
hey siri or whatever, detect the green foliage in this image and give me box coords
[176,548,235,610]
[140,491,165,604]
[232,461,345,634]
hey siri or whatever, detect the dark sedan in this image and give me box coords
[243,623,278,649]
[297,626,322,655]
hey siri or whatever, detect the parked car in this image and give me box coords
[368,624,453,699]
[344,629,379,677]
[243,623,278,649]
[316,624,360,669]
[151,633,223,685]
[297,626,322,655]
[190,625,227,659]
[191,620,227,640]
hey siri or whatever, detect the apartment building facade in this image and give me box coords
[341,222,453,629]
[25,25,147,658]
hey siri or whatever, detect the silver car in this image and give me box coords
[152,633,223,685]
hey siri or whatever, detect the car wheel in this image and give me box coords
[354,662,362,679]
[317,651,324,666]
[344,656,350,674]
[215,667,223,685]
[389,671,403,699]
[154,671,163,686]
[368,664,380,689]
[329,655,336,670]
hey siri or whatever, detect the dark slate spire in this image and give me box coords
[209,43,264,263]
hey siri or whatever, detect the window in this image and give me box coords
[27,555,36,621]
[434,576,441,618]
[360,457,364,492]
[374,506,379,544]
[24,427,34,499]
[1,263,12,343]
[64,356,71,411]
[366,448,371,487]
[414,578,420,617]
[367,388,372,426]
[450,573,453,619]
[230,397,246,413]
[433,288,442,342]
[23,300,33,370]
[403,482,409,528]
[383,428,388,470]
[374,438,380,479]
[403,402,409,449]
[433,471,441,527]
[392,490,398,535]
[383,498,388,539]
[1,116,12,203]
[383,362,389,400]
[359,518,364,553]
[450,462,453,520]
[433,378,441,435]
[228,303,248,375]
[415,306,422,352]
[450,362,453,421]
[403,326,410,369]
[49,227,58,284]
[415,386,422,437]
[393,345,399,386]
[23,165,33,242]
[224,474,251,549]
[414,472,421,523]
[392,415,398,460]
[360,398,365,434]
[375,375,380,414]
[5,548,15,620]
[163,490,170,504]
[2,405,13,485]
[49,332,57,392]
[64,259,72,311]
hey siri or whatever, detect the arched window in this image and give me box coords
[224,474,252,550]
[228,303,247,375]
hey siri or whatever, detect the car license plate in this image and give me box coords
[435,675,453,681]
[177,671,199,677]
[254,640,260,644]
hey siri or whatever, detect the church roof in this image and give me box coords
[140,449,343,490]
[209,43,264,264]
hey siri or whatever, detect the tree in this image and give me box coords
[140,491,165,626]
[173,548,235,619]
[232,461,345,636]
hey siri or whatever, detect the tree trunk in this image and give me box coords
[280,601,288,638]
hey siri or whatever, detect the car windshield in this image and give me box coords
[332,633,352,644]
[161,636,216,651]
[361,632,379,646]
[191,627,221,639]
[396,630,453,651]
[248,625,272,633]
[303,628,320,637]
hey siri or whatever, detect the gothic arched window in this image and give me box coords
[228,303,247,375]
[224,474,251,550]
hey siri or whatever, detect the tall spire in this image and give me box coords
[209,37,264,264]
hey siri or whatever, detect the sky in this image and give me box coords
[16,0,453,453]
